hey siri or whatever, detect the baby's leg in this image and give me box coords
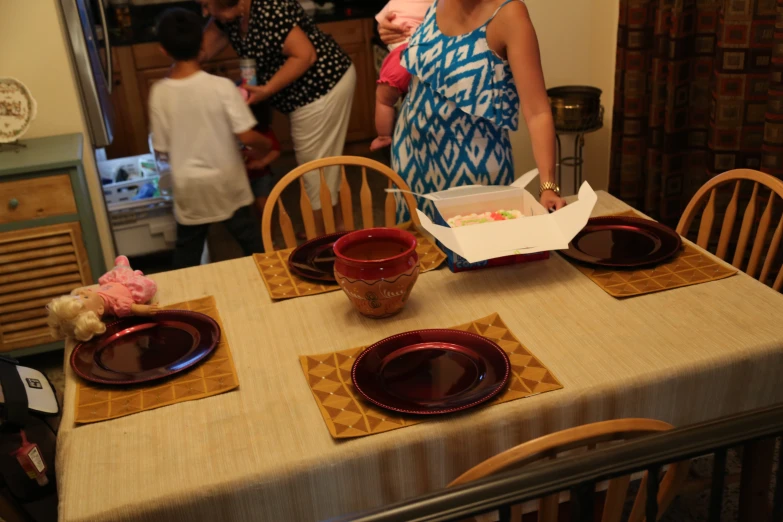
[372,84,402,151]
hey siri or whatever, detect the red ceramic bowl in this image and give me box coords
[333,228,420,318]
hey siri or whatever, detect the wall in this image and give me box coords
[512,0,619,196]
[0,0,115,267]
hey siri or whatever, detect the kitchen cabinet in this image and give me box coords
[106,18,377,159]
[0,134,106,356]
[342,41,374,143]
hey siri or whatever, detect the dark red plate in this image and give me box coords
[352,329,510,415]
[288,232,348,283]
[559,216,682,268]
[70,310,221,385]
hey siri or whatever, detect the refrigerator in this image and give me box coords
[59,0,114,149]
[59,0,178,259]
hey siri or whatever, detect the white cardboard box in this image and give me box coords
[412,169,598,265]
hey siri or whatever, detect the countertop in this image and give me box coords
[0,134,84,178]
[108,1,385,46]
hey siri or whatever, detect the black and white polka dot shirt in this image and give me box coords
[218,0,352,114]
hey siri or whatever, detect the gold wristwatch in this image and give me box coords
[539,181,561,197]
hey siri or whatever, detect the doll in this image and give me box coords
[46,255,159,342]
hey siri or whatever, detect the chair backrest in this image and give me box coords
[448,419,689,522]
[261,156,419,252]
[676,169,783,291]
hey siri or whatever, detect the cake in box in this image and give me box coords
[397,169,598,273]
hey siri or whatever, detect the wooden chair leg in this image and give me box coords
[738,438,776,521]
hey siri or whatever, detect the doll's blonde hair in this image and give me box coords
[46,296,107,342]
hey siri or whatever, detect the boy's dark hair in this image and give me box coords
[157,8,203,61]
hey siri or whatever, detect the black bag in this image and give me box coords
[0,357,59,503]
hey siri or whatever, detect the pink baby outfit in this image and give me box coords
[376,0,431,92]
[96,256,157,317]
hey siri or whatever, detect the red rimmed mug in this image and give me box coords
[332,227,420,318]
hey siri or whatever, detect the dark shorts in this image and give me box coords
[173,205,264,269]
[249,174,275,199]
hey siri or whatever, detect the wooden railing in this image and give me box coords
[327,404,783,522]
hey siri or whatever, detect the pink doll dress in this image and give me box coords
[96,256,158,317]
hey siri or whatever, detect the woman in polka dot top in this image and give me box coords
[202,0,357,234]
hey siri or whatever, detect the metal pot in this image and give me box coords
[547,86,603,132]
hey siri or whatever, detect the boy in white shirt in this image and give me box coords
[149,8,271,269]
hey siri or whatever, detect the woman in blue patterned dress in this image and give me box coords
[378,0,566,221]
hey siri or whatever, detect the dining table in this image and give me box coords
[55,191,783,522]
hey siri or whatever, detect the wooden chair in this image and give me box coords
[448,419,690,522]
[261,156,419,252]
[676,169,783,291]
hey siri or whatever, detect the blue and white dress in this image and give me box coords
[392,0,522,222]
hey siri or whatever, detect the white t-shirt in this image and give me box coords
[149,71,257,226]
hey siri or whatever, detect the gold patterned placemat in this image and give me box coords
[300,313,563,439]
[254,222,447,300]
[74,296,239,424]
[563,211,738,298]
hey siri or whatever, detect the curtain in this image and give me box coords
[610,0,783,226]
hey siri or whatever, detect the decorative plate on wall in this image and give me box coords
[0,78,37,143]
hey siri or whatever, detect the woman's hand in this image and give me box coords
[243,146,280,171]
[540,190,567,211]
[245,84,272,105]
[379,12,409,46]
[246,157,271,170]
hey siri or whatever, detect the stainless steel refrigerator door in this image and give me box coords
[59,0,114,148]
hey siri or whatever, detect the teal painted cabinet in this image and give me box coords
[0,134,106,356]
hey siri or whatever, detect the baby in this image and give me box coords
[371,0,432,151]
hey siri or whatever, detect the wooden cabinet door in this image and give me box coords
[106,47,161,158]
[343,41,375,143]
[204,60,241,82]
[136,66,173,120]
[0,223,93,352]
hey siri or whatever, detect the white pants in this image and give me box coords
[289,65,356,210]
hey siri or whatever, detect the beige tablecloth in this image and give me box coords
[56,192,783,522]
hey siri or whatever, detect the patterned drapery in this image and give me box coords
[610,0,783,225]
